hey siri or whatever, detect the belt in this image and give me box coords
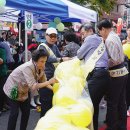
[109,66,128,77]
[109,62,124,70]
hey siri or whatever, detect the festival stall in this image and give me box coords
[0,1,98,129]
[2,0,97,58]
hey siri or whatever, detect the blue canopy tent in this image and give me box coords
[6,0,97,22]
[4,0,97,61]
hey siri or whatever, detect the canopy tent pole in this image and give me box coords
[18,22,21,45]
[25,30,28,62]
[24,11,33,62]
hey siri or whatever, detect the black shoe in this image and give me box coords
[104,120,107,124]
[2,107,9,112]
[3,104,10,111]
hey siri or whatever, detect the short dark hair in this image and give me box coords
[2,32,6,35]
[97,19,112,30]
[64,31,76,42]
[78,23,95,33]
[32,47,49,62]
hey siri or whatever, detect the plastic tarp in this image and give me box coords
[6,0,97,22]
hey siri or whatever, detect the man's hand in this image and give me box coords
[38,71,44,79]
[122,40,127,45]
[0,58,3,65]
[62,57,72,61]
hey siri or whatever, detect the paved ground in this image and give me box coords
[0,109,40,130]
[0,107,106,130]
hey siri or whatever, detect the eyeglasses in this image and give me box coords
[47,34,57,39]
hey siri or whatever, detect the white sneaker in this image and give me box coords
[30,98,37,107]
[36,97,41,105]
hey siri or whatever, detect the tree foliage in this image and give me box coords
[71,0,117,16]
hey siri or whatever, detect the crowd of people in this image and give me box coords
[0,19,130,130]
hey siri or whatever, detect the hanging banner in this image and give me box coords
[25,11,33,31]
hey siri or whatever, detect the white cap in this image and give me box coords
[46,27,58,35]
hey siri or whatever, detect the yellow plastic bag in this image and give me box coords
[53,87,77,107]
[58,124,90,130]
[35,117,67,130]
[123,43,130,59]
[53,83,60,93]
[78,98,94,114]
[45,106,71,123]
[54,58,85,82]
[69,103,93,127]
[63,77,85,96]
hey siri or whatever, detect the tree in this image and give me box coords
[71,0,117,16]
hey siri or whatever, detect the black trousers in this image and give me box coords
[106,75,127,130]
[87,68,110,130]
[126,60,130,110]
[7,98,30,130]
[126,73,130,110]
[0,76,7,111]
[39,87,53,117]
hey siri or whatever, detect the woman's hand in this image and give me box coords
[31,78,58,91]
[122,40,127,45]
[46,85,53,90]
[38,71,44,79]
[49,77,58,84]
[62,57,72,61]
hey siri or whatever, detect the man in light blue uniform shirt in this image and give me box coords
[77,24,110,130]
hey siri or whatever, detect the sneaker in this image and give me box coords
[30,98,37,108]
[2,107,9,112]
[35,97,41,105]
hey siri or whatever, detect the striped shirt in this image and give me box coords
[105,31,124,68]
